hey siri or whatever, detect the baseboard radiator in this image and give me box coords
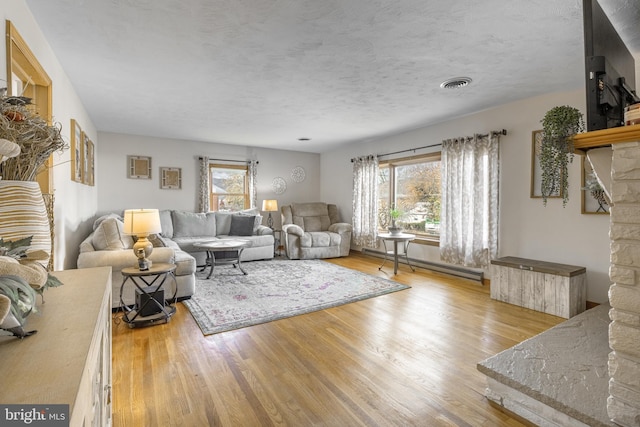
[360,248,484,283]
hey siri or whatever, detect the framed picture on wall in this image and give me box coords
[530,129,563,199]
[85,138,95,186]
[160,167,181,189]
[70,119,84,183]
[581,156,610,214]
[127,155,152,179]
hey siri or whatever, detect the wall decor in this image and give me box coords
[160,167,182,189]
[127,155,152,179]
[581,156,609,214]
[85,137,95,186]
[70,119,83,183]
[530,130,562,199]
[272,176,286,194]
[291,166,306,183]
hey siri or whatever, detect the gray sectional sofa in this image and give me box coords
[77,208,274,307]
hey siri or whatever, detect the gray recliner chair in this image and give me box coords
[280,202,352,259]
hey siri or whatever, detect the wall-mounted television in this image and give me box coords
[583,0,639,131]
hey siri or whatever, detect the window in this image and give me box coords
[378,153,441,239]
[209,164,249,211]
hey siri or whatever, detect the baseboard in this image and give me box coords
[360,248,484,282]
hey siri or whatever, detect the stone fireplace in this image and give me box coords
[577,126,640,426]
[607,140,640,426]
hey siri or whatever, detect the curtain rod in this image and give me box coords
[350,129,507,162]
[198,157,259,164]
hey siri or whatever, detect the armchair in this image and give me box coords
[281,202,352,259]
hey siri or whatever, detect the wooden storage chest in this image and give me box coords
[490,256,586,318]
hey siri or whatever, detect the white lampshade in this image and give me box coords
[123,209,162,261]
[123,209,162,236]
[261,199,278,212]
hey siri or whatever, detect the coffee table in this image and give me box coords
[194,239,250,278]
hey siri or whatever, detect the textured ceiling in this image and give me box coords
[23,0,640,153]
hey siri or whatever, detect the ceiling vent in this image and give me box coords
[440,77,472,89]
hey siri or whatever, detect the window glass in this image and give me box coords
[378,154,441,239]
[209,164,248,211]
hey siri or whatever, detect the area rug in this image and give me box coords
[183,259,410,335]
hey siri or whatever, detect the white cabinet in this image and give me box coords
[490,257,586,318]
[0,267,112,427]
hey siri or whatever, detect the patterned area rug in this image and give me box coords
[183,259,410,335]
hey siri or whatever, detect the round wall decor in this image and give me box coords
[291,166,306,183]
[272,177,286,194]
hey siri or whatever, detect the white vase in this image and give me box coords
[0,181,51,267]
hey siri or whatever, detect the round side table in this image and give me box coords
[377,233,416,275]
[120,262,177,328]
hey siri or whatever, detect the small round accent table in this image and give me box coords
[377,232,416,275]
[120,263,177,328]
[194,239,250,278]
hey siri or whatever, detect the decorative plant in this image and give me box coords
[0,275,38,338]
[389,206,402,223]
[0,95,67,181]
[539,105,585,207]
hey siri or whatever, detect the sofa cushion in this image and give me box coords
[92,217,134,250]
[229,215,256,236]
[159,209,173,238]
[299,231,340,248]
[299,215,330,232]
[173,249,197,276]
[172,211,216,237]
[215,212,233,235]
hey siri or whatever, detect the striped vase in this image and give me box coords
[0,180,51,267]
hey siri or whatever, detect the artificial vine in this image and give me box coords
[539,105,585,206]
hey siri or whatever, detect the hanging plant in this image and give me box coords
[539,105,585,206]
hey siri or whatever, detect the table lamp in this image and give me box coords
[123,209,162,263]
[261,199,278,229]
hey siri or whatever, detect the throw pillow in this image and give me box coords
[92,217,134,250]
[229,215,255,236]
[172,210,216,237]
[159,210,173,238]
[148,234,167,247]
[92,213,123,230]
[239,212,263,231]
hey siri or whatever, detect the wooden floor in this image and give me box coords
[111,252,563,427]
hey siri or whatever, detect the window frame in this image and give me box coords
[379,152,442,245]
[208,163,250,212]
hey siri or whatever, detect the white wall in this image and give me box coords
[321,89,612,303]
[96,132,321,232]
[0,1,98,270]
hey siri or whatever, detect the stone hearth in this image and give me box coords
[478,305,614,426]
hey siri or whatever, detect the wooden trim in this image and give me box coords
[6,20,54,194]
[573,124,640,151]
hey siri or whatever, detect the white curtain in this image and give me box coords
[248,160,258,209]
[352,155,379,248]
[440,133,500,268]
[198,156,210,213]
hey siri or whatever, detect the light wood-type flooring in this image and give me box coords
[112,252,563,426]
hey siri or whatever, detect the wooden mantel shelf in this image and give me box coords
[573,124,640,152]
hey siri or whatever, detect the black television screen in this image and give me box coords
[583,0,638,131]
